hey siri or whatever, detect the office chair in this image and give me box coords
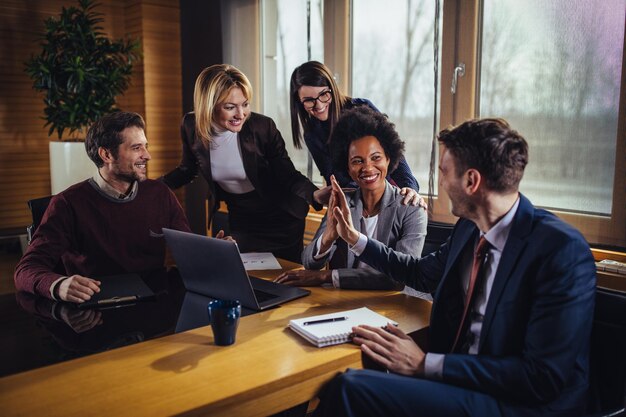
[26,196,52,245]
[586,286,626,416]
[421,220,454,257]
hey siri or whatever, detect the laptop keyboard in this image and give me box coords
[253,288,279,303]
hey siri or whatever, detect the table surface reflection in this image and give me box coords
[0,260,432,417]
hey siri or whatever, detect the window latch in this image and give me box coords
[451,63,465,94]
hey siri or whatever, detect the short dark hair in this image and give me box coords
[329,106,405,175]
[437,118,528,193]
[85,111,146,168]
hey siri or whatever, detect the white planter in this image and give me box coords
[49,141,98,194]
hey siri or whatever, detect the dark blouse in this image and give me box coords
[303,98,420,191]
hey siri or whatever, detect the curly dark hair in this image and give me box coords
[329,106,405,175]
[437,118,528,193]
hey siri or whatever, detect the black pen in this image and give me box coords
[303,316,348,326]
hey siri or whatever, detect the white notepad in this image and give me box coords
[289,307,397,348]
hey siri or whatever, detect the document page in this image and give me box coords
[240,252,282,270]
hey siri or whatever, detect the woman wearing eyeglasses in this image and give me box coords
[289,61,421,205]
[162,64,327,263]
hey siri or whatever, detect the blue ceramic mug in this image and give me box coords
[207,299,241,346]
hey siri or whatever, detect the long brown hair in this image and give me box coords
[289,61,350,149]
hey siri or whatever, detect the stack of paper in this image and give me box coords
[289,307,397,348]
[240,252,282,270]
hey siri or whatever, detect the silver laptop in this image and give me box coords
[163,228,310,310]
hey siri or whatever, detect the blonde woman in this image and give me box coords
[163,64,326,262]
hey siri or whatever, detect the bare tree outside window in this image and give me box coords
[352,0,439,192]
[480,0,623,215]
[262,0,324,185]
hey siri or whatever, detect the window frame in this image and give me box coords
[224,0,626,247]
[452,0,626,247]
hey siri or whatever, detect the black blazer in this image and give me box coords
[162,112,320,224]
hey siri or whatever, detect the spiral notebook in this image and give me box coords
[289,307,397,348]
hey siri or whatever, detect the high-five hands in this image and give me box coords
[352,323,426,377]
[330,175,360,246]
[318,183,340,252]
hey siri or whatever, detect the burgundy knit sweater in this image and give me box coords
[14,179,190,298]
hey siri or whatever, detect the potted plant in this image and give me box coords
[25,0,140,193]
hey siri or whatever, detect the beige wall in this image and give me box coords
[0,0,183,232]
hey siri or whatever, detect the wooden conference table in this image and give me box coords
[0,259,431,417]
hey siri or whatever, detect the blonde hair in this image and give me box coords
[193,64,253,142]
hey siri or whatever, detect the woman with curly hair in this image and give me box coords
[276,106,427,290]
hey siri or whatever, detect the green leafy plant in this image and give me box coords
[25,0,141,139]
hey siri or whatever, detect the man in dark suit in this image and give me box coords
[314,118,596,416]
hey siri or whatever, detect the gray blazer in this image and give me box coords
[302,181,427,289]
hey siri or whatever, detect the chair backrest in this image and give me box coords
[587,286,626,416]
[421,220,454,257]
[26,196,52,245]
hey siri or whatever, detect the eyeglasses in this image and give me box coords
[300,89,332,110]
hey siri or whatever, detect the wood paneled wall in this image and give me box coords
[0,0,183,233]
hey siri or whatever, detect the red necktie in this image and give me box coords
[451,236,489,353]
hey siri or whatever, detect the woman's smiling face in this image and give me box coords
[348,135,389,192]
[214,87,250,132]
[298,85,332,122]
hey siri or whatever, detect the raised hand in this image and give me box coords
[319,187,339,252]
[330,175,359,246]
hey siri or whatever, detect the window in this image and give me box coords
[224,0,626,247]
[352,0,441,193]
[450,0,626,245]
[479,0,623,216]
[261,0,324,185]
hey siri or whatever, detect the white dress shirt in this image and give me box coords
[424,197,520,378]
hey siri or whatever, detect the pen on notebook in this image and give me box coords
[303,316,348,326]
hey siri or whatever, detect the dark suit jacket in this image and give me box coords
[302,181,427,289]
[358,194,596,415]
[162,112,320,225]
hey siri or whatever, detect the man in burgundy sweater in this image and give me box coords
[14,112,191,303]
